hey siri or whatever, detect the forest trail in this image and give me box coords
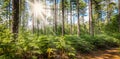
[77,48,120,59]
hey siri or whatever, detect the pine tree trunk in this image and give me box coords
[89,0,94,36]
[9,0,11,29]
[32,0,35,34]
[44,0,47,35]
[54,0,57,35]
[12,0,19,39]
[62,0,65,36]
[107,0,110,23]
[77,0,80,36]
[119,0,120,32]
[70,1,73,35]
[67,9,69,24]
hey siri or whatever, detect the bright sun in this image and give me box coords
[32,2,44,17]
[27,0,46,20]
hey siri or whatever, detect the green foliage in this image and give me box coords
[0,24,16,59]
[64,34,120,53]
[0,30,76,59]
[60,0,70,10]
[104,15,119,33]
[0,29,120,59]
[111,33,120,40]
[64,35,95,53]
[79,0,87,10]
[93,34,120,49]
[80,34,120,49]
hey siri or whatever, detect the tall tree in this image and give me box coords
[32,0,35,34]
[9,0,11,29]
[54,0,57,34]
[77,0,80,36]
[106,0,110,22]
[92,0,103,34]
[119,0,120,32]
[89,0,94,36]
[62,0,65,36]
[70,0,73,34]
[12,0,20,39]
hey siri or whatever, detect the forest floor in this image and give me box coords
[77,48,120,59]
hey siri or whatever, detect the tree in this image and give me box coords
[106,0,110,22]
[70,0,73,34]
[89,0,94,36]
[32,0,35,34]
[106,0,116,23]
[77,0,80,36]
[54,0,57,35]
[62,0,65,36]
[92,0,103,34]
[12,0,20,39]
[119,0,120,32]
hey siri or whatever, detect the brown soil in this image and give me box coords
[76,48,120,59]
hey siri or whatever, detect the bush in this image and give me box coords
[17,34,76,59]
[111,33,120,40]
[93,34,120,49]
[64,35,94,53]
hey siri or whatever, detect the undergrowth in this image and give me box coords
[0,27,120,59]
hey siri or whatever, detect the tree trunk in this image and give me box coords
[77,0,80,36]
[62,0,65,36]
[66,9,68,24]
[37,20,39,36]
[32,0,35,34]
[70,1,73,34]
[89,0,94,36]
[9,0,11,29]
[44,0,47,35]
[82,16,86,31]
[12,0,20,39]
[107,0,110,23]
[119,0,120,32]
[54,0,57,35]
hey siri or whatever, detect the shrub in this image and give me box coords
[64,35,94,53]
[93,34,120,49]
[111,33,120,40]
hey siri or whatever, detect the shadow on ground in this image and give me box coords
[77,48,120,59]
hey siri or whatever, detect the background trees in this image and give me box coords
[0,0,119,36]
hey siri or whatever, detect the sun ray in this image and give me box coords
[26,0,52,28]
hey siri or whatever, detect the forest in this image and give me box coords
[0,0,120,59]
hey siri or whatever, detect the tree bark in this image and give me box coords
[107,0,110,23]
[9,0,11,29]
[89,0,94,36]
[32,0,35,34]
[12,0,20,39]
[54,0,57,35]
[62,0,65,36]
[119,0,120,32]
[70,1,73,35]
[77,0,80,36]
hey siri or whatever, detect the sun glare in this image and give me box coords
[32,1,44,18]
[27,0,47,20]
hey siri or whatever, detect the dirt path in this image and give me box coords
[77,48,120,59]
